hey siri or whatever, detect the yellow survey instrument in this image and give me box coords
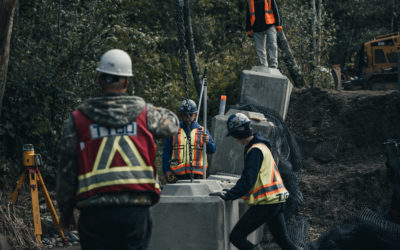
[10,144,66,245]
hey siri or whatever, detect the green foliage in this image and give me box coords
[0,0,396,183]
[279,0,337,88]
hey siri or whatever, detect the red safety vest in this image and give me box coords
[170,127,207,176]
[72,107,160,204]
[247,0,276,26]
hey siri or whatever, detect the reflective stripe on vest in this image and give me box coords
[77,135,156,195]
[247,0,276,26]
[170,127,206,175]
[242,143,288,205]
[72,108,160,203]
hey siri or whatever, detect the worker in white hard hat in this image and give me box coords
[210,113,298,250]
[56,49,179,250]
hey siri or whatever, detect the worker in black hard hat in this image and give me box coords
[162,99,216,182]
[210,113,298,250]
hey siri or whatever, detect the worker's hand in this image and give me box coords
[165,171,177,183]
[209,191,228,200]
[247,30,253,38]
[203,132,210,144]
[276,26,283,32]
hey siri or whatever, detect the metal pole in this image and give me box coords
[397,48,400,91]
[202,78,207,179]
[196,80,204,123]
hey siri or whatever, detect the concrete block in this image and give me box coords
[209,109,275,175]
[208,175,264,245]
[150,180,239,250]
[238,67,293,119]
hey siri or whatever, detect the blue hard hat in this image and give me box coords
[180,99,198,114]
[226,113,252,138]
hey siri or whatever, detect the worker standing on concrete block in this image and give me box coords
[56,49,179,250]
[162,99,216,182]
[210,113,298,250]
[246,0,282,69]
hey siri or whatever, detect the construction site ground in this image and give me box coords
[286,87,400,242]
[1,87,400,249]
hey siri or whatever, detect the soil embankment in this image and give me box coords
[286,88,400,240]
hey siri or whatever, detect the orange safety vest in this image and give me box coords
[247,0,276,27]
[242,143,288,205]
[170,127,207,176]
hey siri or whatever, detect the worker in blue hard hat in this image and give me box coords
[162,99,216,182]
[210,113,298,250]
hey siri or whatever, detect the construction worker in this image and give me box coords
[162,99,216,182]
[210,113,298,250]
[246,0,283,68]
[56,49,179,250]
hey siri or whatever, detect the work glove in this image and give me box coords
[209,191,228,200]
[276,26,283,32]
[247,30,253,38]
[165,171,178,183]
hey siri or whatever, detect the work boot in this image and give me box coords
[252,244,263,250]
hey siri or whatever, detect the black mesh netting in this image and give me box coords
[261,215,310,250]
[309,208,400,250]
[231,103,303,219]
[305,139,400,250]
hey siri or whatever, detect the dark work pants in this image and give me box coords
[230,203,298,250]
[78,206,152,250]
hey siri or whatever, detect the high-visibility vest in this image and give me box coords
[170,127,207,176]
[242,143,288,205]
[72,108,160,204]
[247,0,276,27]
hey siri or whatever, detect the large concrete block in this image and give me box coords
[209,109,275,175]
[208,175,264,245]
[238,66,293,119]
[150,180,239,250]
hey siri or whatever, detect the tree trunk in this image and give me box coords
[317,0,322,65]
[183,0,201,96]
[277,31,306,88]
[310,0,317,87]
[0,0,18,119]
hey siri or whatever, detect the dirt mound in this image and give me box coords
[286,88,400,241]
[287,88,400,162]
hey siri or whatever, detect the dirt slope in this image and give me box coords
[286,88,400,240]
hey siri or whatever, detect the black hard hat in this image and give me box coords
[180,99,198,114]
[226,113,252,138]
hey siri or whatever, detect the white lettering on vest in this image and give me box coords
[89,122,137,139]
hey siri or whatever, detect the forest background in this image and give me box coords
[0,0,399,187]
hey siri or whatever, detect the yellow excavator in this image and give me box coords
[343,32,400,90]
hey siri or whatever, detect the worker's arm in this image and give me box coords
[245,2,251,32]
[56,115,79,230]
[224,148,263,200]
[204,128,216,154]
[146,103,179,139]
[271,0,282,27]
[162,136,174,174]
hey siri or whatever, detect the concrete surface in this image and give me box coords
[238,67,293,119]
[209,109,274,175]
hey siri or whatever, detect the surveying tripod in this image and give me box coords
[9,144,66,245]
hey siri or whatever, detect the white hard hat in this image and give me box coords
[96,49,133,77]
